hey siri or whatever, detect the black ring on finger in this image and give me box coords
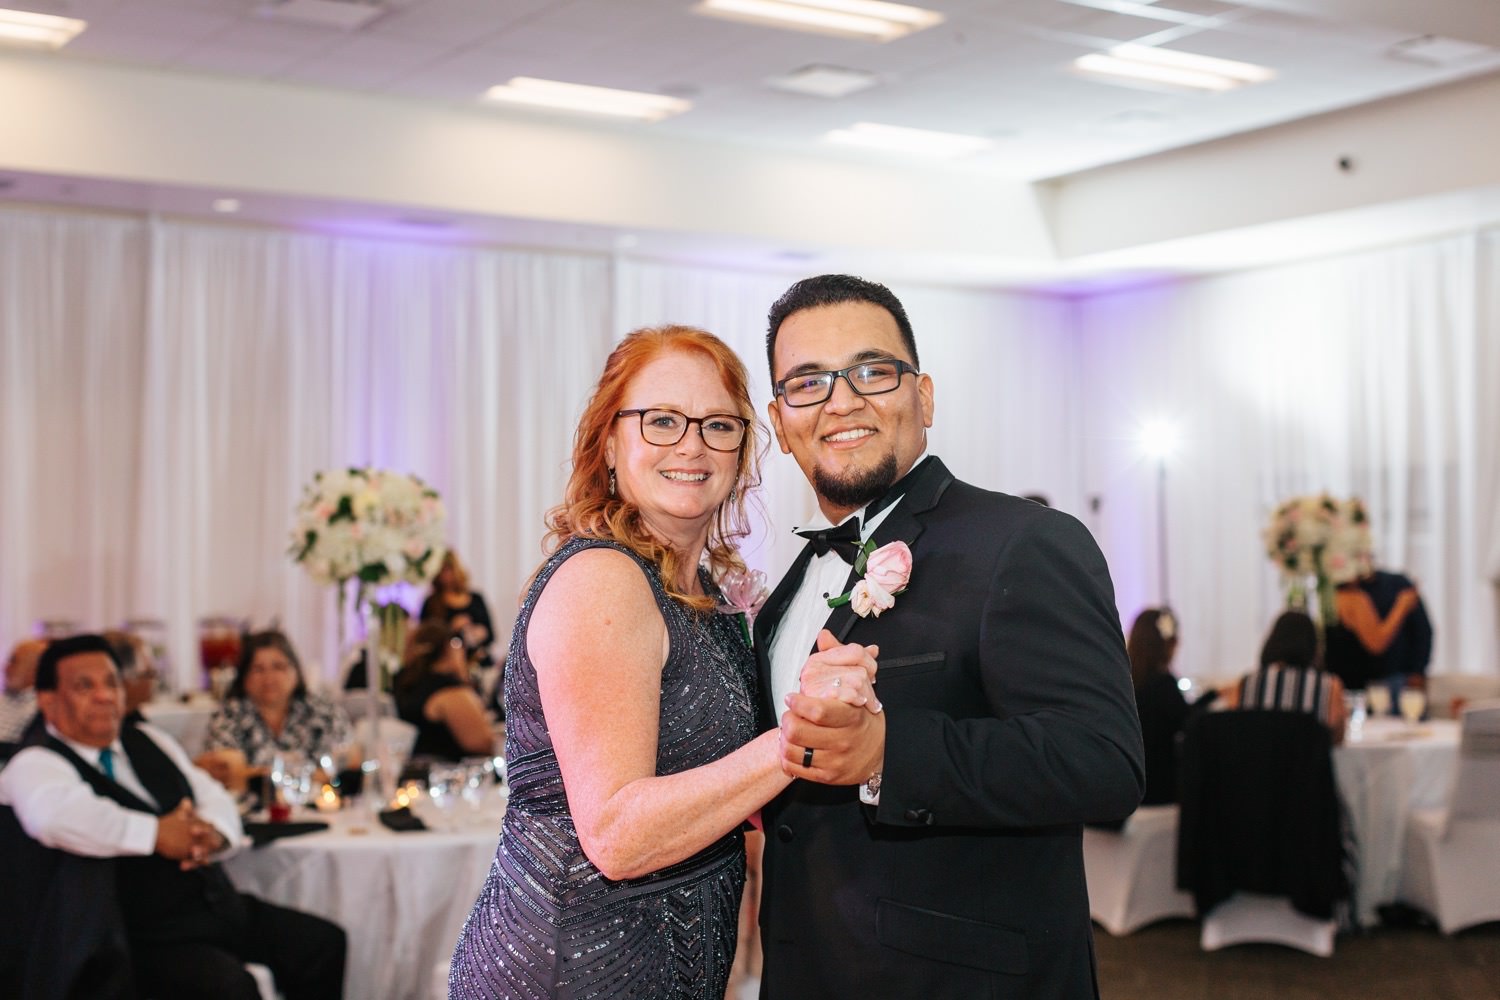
[802,746,814,768]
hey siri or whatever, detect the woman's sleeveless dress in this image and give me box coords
[449,538,758,999]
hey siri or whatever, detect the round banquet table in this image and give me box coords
[223,805,499,1000]
[1332,717,1459,928]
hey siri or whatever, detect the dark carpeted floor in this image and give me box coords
[1095,918,1500,1000]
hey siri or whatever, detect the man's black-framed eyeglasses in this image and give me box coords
[615,408,748,452]
[773,358,918,408]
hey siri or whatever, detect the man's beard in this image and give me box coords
[813,452,899,512]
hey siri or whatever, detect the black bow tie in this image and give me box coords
[794,518,864,565]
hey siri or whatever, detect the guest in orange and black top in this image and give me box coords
[1328,567,1430,711]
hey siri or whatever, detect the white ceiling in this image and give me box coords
[24,0,1500,180]
[3,0,1500,286]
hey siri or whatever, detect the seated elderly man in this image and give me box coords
[0,634,346,999]
[0,638,46,747]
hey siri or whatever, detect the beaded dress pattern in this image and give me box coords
[450,538,758,999]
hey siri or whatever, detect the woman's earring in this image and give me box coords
[608,468,616,497]
[728,487,738,505]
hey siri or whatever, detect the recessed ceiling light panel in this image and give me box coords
[1073,44,1274,93]
[692,0,943,42]
[0,8,86,49]
[256,0,387,31]
[482,78,691,123]
[824,122,993,158]
[1387,35,1494,67]
[767,64,879,98]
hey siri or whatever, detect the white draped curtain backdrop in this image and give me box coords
[2,203,1496,689]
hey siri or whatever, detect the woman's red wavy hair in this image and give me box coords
[544,325,763,609]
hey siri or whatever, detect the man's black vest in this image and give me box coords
[43,725,248,945]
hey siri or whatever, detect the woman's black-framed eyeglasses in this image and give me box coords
[773,358,918,408]
[615,408,748,452]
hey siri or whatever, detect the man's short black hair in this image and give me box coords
[766,274,919,383]
[34,634,120,691]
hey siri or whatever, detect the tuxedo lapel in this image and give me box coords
[826,456,955,643]
[754,542,817,729]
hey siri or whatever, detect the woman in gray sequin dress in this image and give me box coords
[450,326,875,999]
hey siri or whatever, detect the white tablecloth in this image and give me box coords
[1333,717,1459,927]
[223,808,499,1000]
[141,697,218,756]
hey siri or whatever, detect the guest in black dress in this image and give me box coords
[393,621,494,763]
[421,550,495,668]
[1128,607,1190,807]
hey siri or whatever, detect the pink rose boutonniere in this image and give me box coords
[828,540,912,618]
[717,567,770,647]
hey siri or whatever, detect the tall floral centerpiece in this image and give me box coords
[1262,494,1371,626]
[291,467,446,679]
[291,468,446,805]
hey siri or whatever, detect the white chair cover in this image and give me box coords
[1082,805,1195,935]
[1426,676,1500,719]
[1399,700,1500,933]
[1200,893,1336,957]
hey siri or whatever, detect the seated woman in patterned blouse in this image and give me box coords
[1221,610,1347,745]
[200,630,352,779]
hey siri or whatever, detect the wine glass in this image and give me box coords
[1366,684,1391,718]
[1399,688,1426,725]
[1345,689,1367,741]
[427,765,465,829]
[459,757,497,814]
[273,752,314,814]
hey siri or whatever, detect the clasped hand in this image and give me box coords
[155,799,228,870]
[779,629,886,786]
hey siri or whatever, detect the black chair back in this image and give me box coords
[1176,709,1349,920]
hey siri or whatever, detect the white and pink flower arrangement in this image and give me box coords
[1263,494,1371,623]
[717,567,770,647]
[829,540,913,619]
[290,467,447,590]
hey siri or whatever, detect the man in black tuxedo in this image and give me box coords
[0,634,345,999]
[754,275,1144,999]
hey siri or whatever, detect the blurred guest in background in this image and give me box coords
[1331,563,1431,711]
[421,549,495,671]
[1,638,46,746]
[0,634,345,1000]
[103,630,157,727]
[1224,610,1347,744]
[1128,607,1190,807]
[393,621,494,763]
[201,630,351,772]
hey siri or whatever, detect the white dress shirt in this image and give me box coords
[0,721,245,859]
[767,498,904,716]
[767,454,928,806]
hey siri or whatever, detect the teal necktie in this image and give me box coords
[99,747,116,780]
